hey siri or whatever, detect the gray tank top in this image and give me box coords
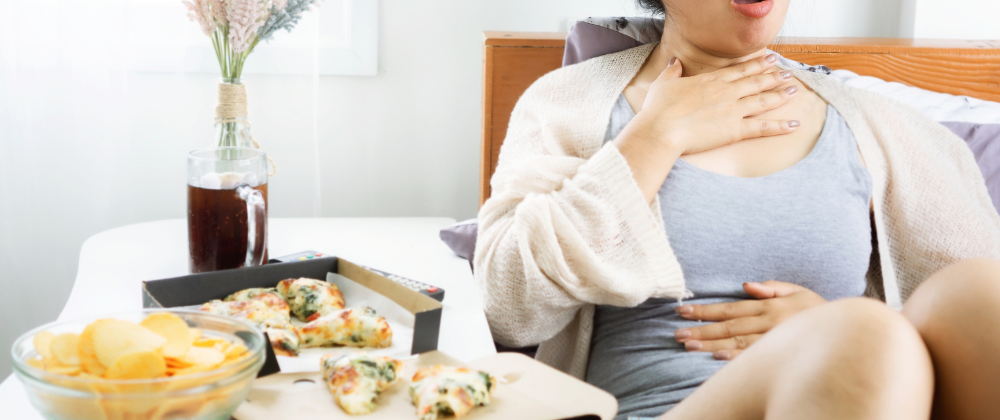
[587,95,873,420]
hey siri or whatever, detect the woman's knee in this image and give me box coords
[903,258,1000,335]
[773,298,931,379]
[816,298,929,361]
[768,298,933,417]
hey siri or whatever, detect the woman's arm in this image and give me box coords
[475,54,801,348]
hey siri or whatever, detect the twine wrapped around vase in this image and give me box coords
[215,83,277,176]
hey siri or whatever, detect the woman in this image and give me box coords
[475,1,1000,419]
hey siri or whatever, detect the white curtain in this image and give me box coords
[0,0,329,377]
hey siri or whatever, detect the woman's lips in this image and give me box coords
[731,0,773,19]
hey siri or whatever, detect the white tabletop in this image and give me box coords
[0,218,496,419]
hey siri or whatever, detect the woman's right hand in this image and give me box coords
[633,53,800,155]
[613,53,800,202]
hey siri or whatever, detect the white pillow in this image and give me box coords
[830,69,1000,124]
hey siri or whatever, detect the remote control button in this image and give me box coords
[315,253,323,256]
[298,257,307,261]
[427,287,438,293]
[307,255,314,259]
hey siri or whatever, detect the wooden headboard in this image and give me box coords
[480,32,1000,205]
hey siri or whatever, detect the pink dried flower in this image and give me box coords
[227,0,268,52]
[209,0,228,26]
[183,0,216,35]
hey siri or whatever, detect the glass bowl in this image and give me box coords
[11,309,266,420]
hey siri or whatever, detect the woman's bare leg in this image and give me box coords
[902,258,1000,420]
[660,298,934,420]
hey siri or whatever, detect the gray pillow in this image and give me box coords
[562,18,656,67]
[941,122,1000,213]
[439,219,478,262]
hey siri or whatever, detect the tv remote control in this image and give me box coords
[268,251,445,302]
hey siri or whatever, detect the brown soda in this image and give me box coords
[187,184,268,273]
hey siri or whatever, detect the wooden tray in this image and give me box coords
[233,351,617,420]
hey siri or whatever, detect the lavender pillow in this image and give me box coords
[563,17,660,67]
[941,122,1000,213]
[439,219,478,261]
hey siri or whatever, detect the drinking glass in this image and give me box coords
[187,147,268,273]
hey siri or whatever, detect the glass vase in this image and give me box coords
[215,78,253,148]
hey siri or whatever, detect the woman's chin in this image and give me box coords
[725,24,780,54]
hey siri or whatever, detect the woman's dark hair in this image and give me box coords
[635,0,667,16]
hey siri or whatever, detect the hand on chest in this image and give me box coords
[623,74,830,178]
[681,79,829,178]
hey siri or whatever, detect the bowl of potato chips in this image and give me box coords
[11,310,266,420]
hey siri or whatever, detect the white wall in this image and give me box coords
[0,0,989,378]
[782,0,903,38]
[907,0,1000,39]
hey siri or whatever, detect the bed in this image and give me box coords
[479,31,1000,205]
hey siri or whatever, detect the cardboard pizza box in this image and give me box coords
[141,257,443,377]
[233,350,618,420]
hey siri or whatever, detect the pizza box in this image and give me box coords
[141,257,443,377]
[233,350,618,420]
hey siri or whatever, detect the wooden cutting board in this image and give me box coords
[233,351,617,420]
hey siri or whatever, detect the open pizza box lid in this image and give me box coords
[234,350,618,420]
[141,257,443,377]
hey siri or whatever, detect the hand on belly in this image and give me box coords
[672,280,826,360]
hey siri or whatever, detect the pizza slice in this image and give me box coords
[277,278,346,322]
[297,307,392,348]
[263,327,301,357]
[409,365,496,420]
[320,353,403,415]
[199,299,301,356]
[224,287,290,313]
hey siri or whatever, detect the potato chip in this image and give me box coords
[165,357,193,367]
[91,319,167,367]
[223,343,247,360]
[98,399,128,420]
[217,358,243,369]
[44,395,105,420]
[169,364,213,378]
[41,356,61,368]
[33,330,55,359]
[189,328,202,340]
[149,395,205,420]
[25,357,44,370]
[181,346,225,369]
[51,333,81,366]
[78,321,107,376]
[45,364,82,376]
[192,337,227,348]
[141,313,194,358]
[105,351,166,380]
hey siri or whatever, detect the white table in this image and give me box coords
[0,218,496,419]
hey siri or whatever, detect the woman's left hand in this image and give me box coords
[673,281,826,360]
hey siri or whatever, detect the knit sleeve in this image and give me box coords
[474,87,689,348]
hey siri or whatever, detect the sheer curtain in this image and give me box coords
[0,0,326,377]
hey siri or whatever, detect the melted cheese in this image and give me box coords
[409,366,496,420]
[224,287,290,313]
[320,354,402,415]
[200,300,301,356]
[277,278,346,322]
[297,307,392,348]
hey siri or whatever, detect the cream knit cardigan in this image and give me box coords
[474,43,1000,380]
